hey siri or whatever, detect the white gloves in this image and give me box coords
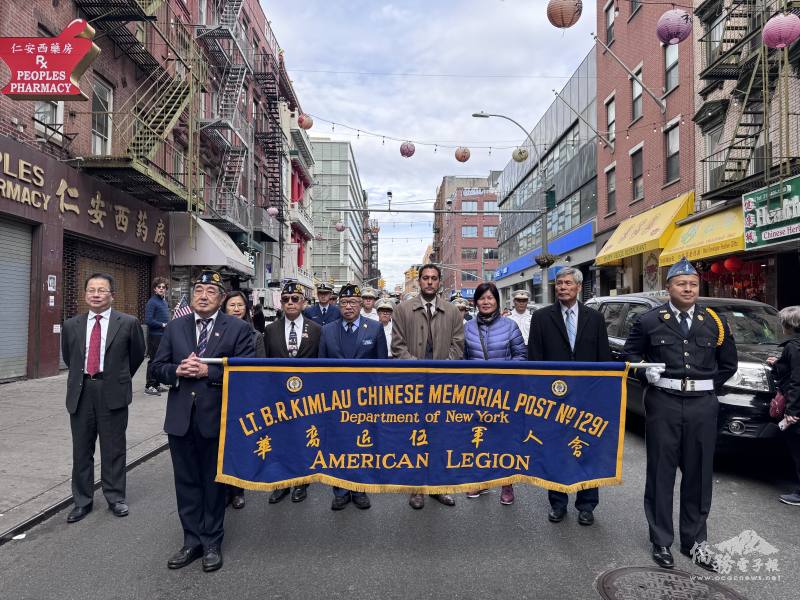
[646,366,665,384]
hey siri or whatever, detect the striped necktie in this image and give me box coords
[197,318,212,357]
[565,308,576,351]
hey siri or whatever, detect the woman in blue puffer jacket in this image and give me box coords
[463,281,526,505]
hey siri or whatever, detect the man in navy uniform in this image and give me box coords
[624,257,737,572]
[152,270,255,573]
[304,282,341,326]
[319,283,388,510]
[264,281,321,504]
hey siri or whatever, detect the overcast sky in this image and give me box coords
[264,0,598,289]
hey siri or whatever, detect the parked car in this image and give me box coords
[585,293,784,439]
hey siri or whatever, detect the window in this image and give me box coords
[483,225,497,238]
[198,0,206,25]
[631,149,644,200]
[605,3,615,43]
[483,270,495,281]
[606,98,616,142]
[664,43,679,93]
[482,248,499,260]
[631,68,643,121]
[462,226,478,238]
[461,248,478,261]
[34,100,64,143]
[601,302,627,338]
[665,126,680,182]
[606,167,616,213]
[620,304,649,338]
[463,270,478,282]
[483,201,497,214]
[91,77,113,155]
[630,0,642,15]
[705,126,724,190]
[707,11,726,62]
[461,201,478,213]
[173,146,186,185]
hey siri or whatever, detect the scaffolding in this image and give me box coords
[697,0,800,203]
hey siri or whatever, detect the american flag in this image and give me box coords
[172,295,192,319]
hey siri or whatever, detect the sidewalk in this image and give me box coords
[0,366,167,538]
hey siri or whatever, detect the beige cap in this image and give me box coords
[375,298,394,311]
[512,289,530,301]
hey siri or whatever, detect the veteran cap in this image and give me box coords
[666,257,699,280]
[375,298,394,312]
[338,283,361,298]
[282,281,306,296]
[194,269,225,289]
[360,287,378,299]
[512,289,530,301]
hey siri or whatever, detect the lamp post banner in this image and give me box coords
[217,359,630,494]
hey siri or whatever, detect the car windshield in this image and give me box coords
[711,304,784,345]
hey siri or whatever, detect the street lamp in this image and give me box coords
[472,111,555,303]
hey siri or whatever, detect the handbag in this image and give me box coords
[770,390,786,419]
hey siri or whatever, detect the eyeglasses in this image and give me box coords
[86,288,111,295]
[193,287,220,297]
[281,295,303,304]
[339,299,360,306]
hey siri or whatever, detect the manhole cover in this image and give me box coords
[596,566,748,600]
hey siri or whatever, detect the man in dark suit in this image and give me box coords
[151,270,255,573]
[625,258,737,572]
[319,283,388,511]
[264,281,321,505]
[304,282,341,326]
[528,267,611,527]
[61,273,146,523]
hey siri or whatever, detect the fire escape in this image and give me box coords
[697,0,800,203]
[195,0,253,233]
[75,0,205,212]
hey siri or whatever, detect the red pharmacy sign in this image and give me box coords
[0,19,100,101]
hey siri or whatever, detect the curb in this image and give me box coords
[0,440,169,548]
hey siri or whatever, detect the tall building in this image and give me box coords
[439,187,499,301]
[310,138,367,288]
[593,1,696,294]
[431,176,490,264]
[363,214,381,289]
[493,49,598,306]
[689,0,800,308]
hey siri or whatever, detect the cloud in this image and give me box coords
[264,0,597,288]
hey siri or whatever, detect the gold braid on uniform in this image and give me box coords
[705,308,725,347]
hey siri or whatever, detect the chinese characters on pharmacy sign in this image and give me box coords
[743,174,800,250]
[0,19,100,101]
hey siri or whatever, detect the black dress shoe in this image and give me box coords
[430,493,455,506]
[352,493,371,509]
[548,508,566,523]
[109,502,129,517]
[651,544,675,569]
[167,545,203,569]
[577,510,594,526]
[291,485,308,503]
[202,545,223,572]
[67,504,92,523]
[680,545,717,572]
[268,488,290,504]
[230,495,245,509]
[331,493,351,510]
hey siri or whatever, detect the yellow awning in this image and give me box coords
[595,192,693,265]
[659,206,744,266]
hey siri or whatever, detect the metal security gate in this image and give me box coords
[0,218,32,380]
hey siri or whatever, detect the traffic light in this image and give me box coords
[545,189,556,211]
[378,278,385,289]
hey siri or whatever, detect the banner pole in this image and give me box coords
[199,358,665,369]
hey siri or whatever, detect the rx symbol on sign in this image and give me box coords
[35,55,47,69]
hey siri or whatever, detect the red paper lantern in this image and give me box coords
[297,113,314,130]
[763,13,800,49]
[400,142,415,157]
[455,147,471,162]
[267,206,279,217]
[546,0,583,29]
[710,261,723,274]
[656,9,692,45]
[724,256,743,273]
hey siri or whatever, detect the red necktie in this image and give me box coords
[87,314,102,375]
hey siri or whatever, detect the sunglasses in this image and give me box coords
[281,295,303,304]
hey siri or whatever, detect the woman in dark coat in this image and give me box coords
[463,282,526,505]
[768,306,800,506]
[221,291,266,509]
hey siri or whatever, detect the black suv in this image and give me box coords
[585,293,784,439]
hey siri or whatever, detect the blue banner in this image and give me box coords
[217,359,630,494]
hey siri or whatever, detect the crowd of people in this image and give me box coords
[60,258,799,575]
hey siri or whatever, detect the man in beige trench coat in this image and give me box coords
[391,263,465,509]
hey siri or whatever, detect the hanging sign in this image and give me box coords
[0,19,100,101]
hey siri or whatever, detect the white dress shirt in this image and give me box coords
[383,320,393,356]
[508,309,531,345]
[668,302,695,330]
[361,308,380,321]
[84,308,112,372]
[284,314,304,351]
[193,311,219,344]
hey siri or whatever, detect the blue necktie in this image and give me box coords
[680,311,690,336]
[565,309,576,351]
[197,318,212,357]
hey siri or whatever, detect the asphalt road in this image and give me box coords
[1,420,798,600]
